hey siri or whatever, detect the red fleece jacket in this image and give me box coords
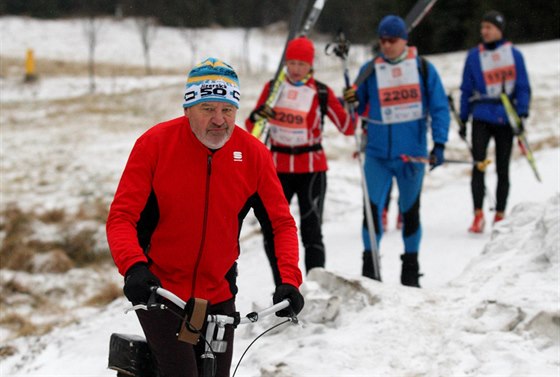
[107,116,302,304]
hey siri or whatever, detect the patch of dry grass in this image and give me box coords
[1,278,31,296]
[84,282,122,307]
[38,208,66,224]
[0,204,35,271]
[1,277,47,309]
[0,313,53,338]
[62,228,106,266]
[0,203,110,272]
[0,345,18,359]
[77,199,110,223]
[0,313,35,332]
[532,134,560,150]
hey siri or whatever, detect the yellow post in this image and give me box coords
[24,48,37,82]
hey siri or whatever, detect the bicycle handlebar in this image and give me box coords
[128,287,291,325]
[125,287,296,376]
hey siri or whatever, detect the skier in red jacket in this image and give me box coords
[246,37,355,286]
[106,58,303,377]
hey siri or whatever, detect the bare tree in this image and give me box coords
[135,17,158,75]
[82,16,104,93]
[180,27,199,68]
[242,28,252,74]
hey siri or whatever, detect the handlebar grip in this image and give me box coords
[155,287,186,309]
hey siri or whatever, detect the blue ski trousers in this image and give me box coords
[362,156,424,253]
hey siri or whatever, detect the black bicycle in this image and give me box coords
[108,287,296,377]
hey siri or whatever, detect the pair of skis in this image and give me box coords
[250,0,326,143]
[500,92,542,182]
[448,92,541,183]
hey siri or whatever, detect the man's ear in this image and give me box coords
[184,108,190,118]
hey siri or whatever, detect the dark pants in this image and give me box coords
[137,298,235,377]
[254,172,327,286]
[471,120,514,212]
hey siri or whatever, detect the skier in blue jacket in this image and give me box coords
[460,10,531,233]
[344,15,450,287]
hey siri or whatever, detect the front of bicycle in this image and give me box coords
[108,287,298,377]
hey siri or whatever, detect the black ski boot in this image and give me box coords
[400,253,422,288]
[362,251,380,281]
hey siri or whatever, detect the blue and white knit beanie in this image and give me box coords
[183,58,240,109]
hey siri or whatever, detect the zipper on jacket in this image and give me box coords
[191,153,213,296]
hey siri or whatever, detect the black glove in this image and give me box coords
[123,263,161,305]
[513,117,526,136]
[273,284,304,317]
[429,143,445,171]
[343,86,358,105]
[249,104,276,122]
[459,122,467,139]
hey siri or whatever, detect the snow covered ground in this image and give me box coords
[1,16,559,376]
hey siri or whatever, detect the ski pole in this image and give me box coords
[447,92,497,210]
[400,154,492,171]
[447,94,472,150]
[447,94,492,172]
[326,30,381,281]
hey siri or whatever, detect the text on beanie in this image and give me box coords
[183,57,240,109]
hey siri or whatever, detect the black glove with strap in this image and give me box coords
[123,263,161,305]
[249,104,276,123]
[273,284,304,317]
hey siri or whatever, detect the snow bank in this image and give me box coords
[235,196,560,376]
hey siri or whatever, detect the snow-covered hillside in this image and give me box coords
[0,17,559,376]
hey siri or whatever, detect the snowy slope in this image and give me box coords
[1,17,559,376]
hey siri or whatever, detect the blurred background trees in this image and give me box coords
[1,0,558,54]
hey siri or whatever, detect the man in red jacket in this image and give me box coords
[246,37,355,286]
[106,57,304,377]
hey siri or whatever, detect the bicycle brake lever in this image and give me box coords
[124,287,167,314]
[125,304,147,313]
[124,302,168,314]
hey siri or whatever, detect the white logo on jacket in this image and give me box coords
[233,151,243,162]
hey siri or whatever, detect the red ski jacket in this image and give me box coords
[107,116,302,304]
[246,77,355,173]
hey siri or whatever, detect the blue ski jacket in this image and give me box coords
[460,39,531,126]
[355,51,450,160]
